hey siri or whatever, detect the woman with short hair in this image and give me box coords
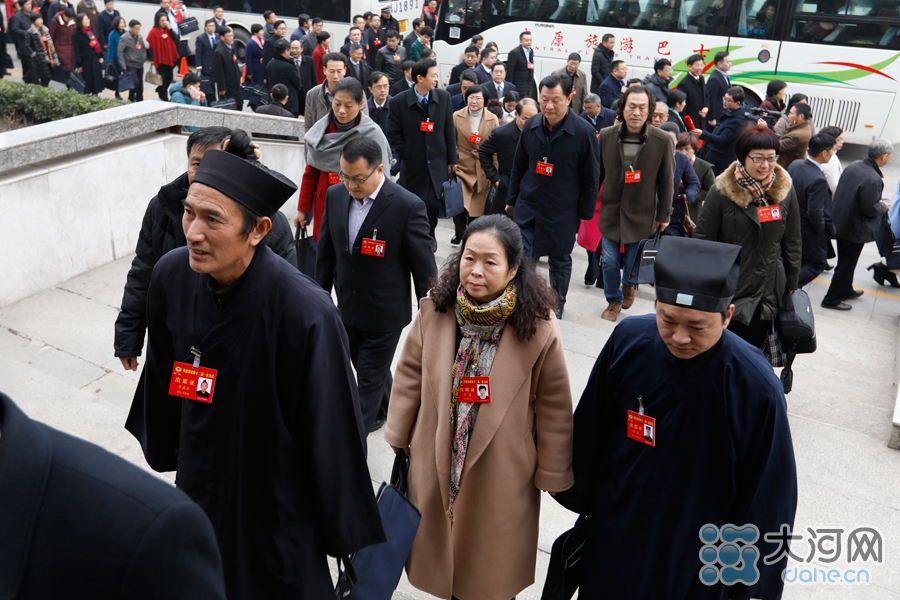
[24,12,57,86]
[695,125,802,349]
[72,11,104,93]
[145,12,178,100]
[759,79,787,128]
[49,6,76,83]
[386,214,574,600]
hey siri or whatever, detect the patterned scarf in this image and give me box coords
[734,161,776,206]
[448,281,517,520]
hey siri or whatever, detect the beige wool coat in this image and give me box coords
[453,107,500,217]
[384,296,574,600]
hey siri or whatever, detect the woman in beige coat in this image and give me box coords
[385,215,574,600]
[450,85,500,245]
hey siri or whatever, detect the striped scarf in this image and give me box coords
[448,282,517,520]
[734,161,775,206]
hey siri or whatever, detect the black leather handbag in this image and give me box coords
[627,226,663,285]
[777,289,816,394]
[178,16,199,35]
[541,515,588,600]
[293,225,318,277]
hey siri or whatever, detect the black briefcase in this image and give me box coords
[541,515,587,600]
[210,97,238,110]
[293,225,318,277]
[178,16,199,35]
[67,70,86,93]
[627,226,663,285]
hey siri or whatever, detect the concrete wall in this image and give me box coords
[0,132,305,307]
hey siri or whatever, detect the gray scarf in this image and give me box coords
[304,112,392,174]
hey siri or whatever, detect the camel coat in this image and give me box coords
[384,296,574,600]
[453,107,500,217]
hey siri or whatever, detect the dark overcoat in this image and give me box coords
[478,119,521,209]
[0,393,226,600]
[698,103,750,175]
[508,109,600,256]
[387,86,458,200]
[788,158,835,274]
[676,73,707,131]
[832,156,887,244]
[125,245,385,600]
[212,40,241,99]
[72,27,103,93]
[505,44,536,98]
[266,54,302,115]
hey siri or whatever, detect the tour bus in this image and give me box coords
[431,0,900,144]
[113,0,423,65]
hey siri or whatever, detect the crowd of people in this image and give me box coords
[2,7,899,600]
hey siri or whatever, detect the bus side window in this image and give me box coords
[686,0,729,35]
[737,0,778,38]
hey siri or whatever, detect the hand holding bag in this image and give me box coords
[103,62,119,91]
[118,69,135,92]
[67,70,86,93]
[682,199,696,238]
[144,64,163,86]
[335,450,421,600]
[776,289,817,394]
[293,225,318,277]
[439,173,465,219]
[627,226,664,286]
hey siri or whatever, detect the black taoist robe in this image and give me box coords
[125,245,385,600]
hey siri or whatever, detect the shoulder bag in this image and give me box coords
[178,15,199,35]
[293,225,318,277]
[103,62,119,90]
[144,64,163,86]
[776,289,817,394]
[118,68,135,92]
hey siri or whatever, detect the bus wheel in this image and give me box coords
[231,27,250,69]
[741,86,763,108]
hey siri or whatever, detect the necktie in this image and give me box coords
[497,84,502,97]
[210,35,214,46]
[421,96,428,111]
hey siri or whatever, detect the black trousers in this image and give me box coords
[584,249,603,287]
[19,53,33,83]
[345,325,403,432]
[727,304,771,350]
[423,185,440,239]
[798,230,829,288]
[453,210,470,238]
[156,63,174,101]
[823,236,863,305]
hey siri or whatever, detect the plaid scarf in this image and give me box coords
[734,161,776,206]
[448,282,517,520]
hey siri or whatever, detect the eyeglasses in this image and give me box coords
[747,155,779,164]
[371,84,390,91]
[339,166,378,185]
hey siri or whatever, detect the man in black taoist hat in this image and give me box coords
[126,149,386,600]
[555,236,798,600]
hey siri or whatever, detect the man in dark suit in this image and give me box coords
[255,83,297,122]
[403,18,421,52]
[789,133,838,288]
[483,62,517,101]
[367,71,391,132]
[479,97,539,216]
[212,26,242,110]
[599,59,627,109]
[97,0,120,60]
[340,26,363,58]
[261,20,287,78]
[363,16,386,69]
[505,31,536,99]
[692,87,754,174]
[387,58,458,248]
[705,51,731,129]
[300,17,321,56]
[822,139,894,310]
[390,60,415,96]
[345,43,370,91]
[676,53,708,131]
[449,70,478,112]
[316,137,436,432]
[0,392,227,599]
[194,18,219,77]
[590,32,615,93]
[266,38,302,116]
[474,46,496,84]
[448,44,479,85]
[581,93,616,134]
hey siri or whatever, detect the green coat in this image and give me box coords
[691,156,716,222]
[695,163,802,325]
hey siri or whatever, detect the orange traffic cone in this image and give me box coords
[241,64,246,84]
[179,57,189,77]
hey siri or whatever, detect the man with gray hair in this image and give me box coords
[822,138,894,310]
[580,92,615,135]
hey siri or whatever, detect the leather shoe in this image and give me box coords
[621,286,635,309]
[601,301,622,322]
[368,417,386,433]
[450,235,462,246]
[821,301,852,311]
[584,279,597,287]
[554,305,564,320]
[841,289,865,301]
[824,264,834,271]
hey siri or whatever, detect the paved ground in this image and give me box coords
[3,45,900,598]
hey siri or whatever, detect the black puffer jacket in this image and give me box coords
[114,172,298,357]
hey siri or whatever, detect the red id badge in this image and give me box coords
[393,54,401,61]
[625,170,641,184]
[420,120,434,132]
[757,205,783,222]
[374,38,381,45]
[328,171,341,185]
[536,161,554,176]
[458,376,491,403]
[626,410,656,447]
[169,362,217,403]
[527,62,534,69]
[233,55,237,62]
[361,238,386,257]
[136,43,141,49]
[469,132,483,144]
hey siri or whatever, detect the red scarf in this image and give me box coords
[83,26,100,53]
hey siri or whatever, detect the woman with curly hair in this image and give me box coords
[385,214,574,600]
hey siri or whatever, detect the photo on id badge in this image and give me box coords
[643,423,654,443]
[196,377,212,398]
